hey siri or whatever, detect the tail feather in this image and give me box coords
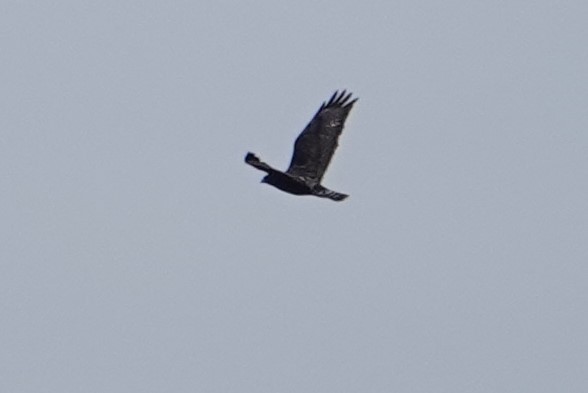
[245,152,274,173]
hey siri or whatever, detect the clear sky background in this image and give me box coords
[2,1,587,392]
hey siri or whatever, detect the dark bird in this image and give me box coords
[245,90,358,202]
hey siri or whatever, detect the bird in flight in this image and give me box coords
[245,90,357,202]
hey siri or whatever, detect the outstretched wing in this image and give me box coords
[286,90,357,182]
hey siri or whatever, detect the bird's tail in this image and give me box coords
[313,186,349,202]
[245,152,274,173]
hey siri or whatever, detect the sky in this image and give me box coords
[1,1,587,392]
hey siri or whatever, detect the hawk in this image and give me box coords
[245,90,357,202]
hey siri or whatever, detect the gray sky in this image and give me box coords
[2,1,587,392]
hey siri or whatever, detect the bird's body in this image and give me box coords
[245,90,357,202]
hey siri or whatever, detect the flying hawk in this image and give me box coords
[245,90,358,201]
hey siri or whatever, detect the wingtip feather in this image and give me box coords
[322,89,358,109]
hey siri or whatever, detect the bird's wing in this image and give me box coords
[286,90,357,182]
